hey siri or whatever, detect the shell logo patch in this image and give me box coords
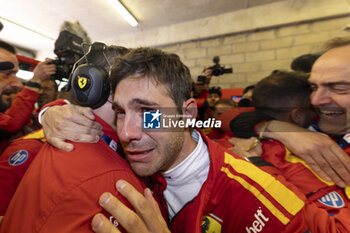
[201,213,222,233]
[78,76,88,89]
[318,191,345,208]
[8,150,28,166]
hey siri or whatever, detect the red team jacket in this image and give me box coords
[0,129,45,215]
[0,88,38,151]
[2,97,348,232]
[152,133,316,233]
[0,115,145,233]
[261,140,350,232]
[0,88,38,133]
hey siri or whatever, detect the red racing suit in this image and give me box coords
[261,140,350,232]
[0,88,38,151]
[0,129,45,215]
[1,115,146,233]
[0,87,38,133]
[151,133,334,233]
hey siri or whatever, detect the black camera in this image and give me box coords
[209,56,233,76]
[50,30,84,81]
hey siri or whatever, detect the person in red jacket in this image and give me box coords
[0,41,56,151]
[0,129,45,217]
[227,70,350,232]
[0,43,146,233]
[39,47,347,233]
[229,37,350,189]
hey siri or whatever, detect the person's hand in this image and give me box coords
[194,81,208,94]
[203,67,213,81]
[91,180,170,233]
[31,58,56,82]
[42,104,103,152]
[228,137,262,158]
[264,121,350,188]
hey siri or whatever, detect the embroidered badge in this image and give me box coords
[202,213,222,233]
[318,191,344,208]
[8,150,28,166]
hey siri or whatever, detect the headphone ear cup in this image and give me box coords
[71,64,110,109]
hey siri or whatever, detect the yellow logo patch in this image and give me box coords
[78,76,88,89]
[201,214,222,233]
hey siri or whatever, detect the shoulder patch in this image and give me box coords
[8,150,29,166]
[318,191,345,208]
[202,213,222,233]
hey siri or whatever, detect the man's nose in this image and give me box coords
[311,87,331,106]
[118,115,142,143]
[8,75,23,89]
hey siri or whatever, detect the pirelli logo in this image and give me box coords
[221,152,305,225]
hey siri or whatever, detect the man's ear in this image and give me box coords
[182,98,197,120]
[290,108,304,126]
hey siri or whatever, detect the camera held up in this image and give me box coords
[50,30,84,81]
[210,56,233,76]
[197,56,233,84]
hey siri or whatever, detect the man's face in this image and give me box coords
[113,76,187,177]
[207,93,220,108]
[37,80,57,109]
[0,49,22,112]
[309,45,350,135]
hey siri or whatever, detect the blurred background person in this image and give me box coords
[0,40,56,151]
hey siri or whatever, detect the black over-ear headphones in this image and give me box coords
[69,42,111,109]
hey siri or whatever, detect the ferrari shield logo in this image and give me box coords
[201,213,222,233]
[78,76,88,89]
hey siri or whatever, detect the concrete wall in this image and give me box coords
[105,0,350,89]
[159,16,350,89]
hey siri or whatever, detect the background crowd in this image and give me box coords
[0,24,349,233]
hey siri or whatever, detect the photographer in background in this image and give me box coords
[193,56,232,98]
[198,86,222,122]
[0,41,56,151]
[193,66,212,98]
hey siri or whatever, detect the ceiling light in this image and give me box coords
[108,0,138,27]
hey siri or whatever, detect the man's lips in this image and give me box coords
[125,148,154,162]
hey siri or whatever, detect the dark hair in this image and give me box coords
[87,45,129,72]
[253,71,311,118]
[323,37,350,51]
[0,40,16,54]
[209,86,222,97]
[290,53,321,73]
[110,47,192,113]
[243,85,255,94]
